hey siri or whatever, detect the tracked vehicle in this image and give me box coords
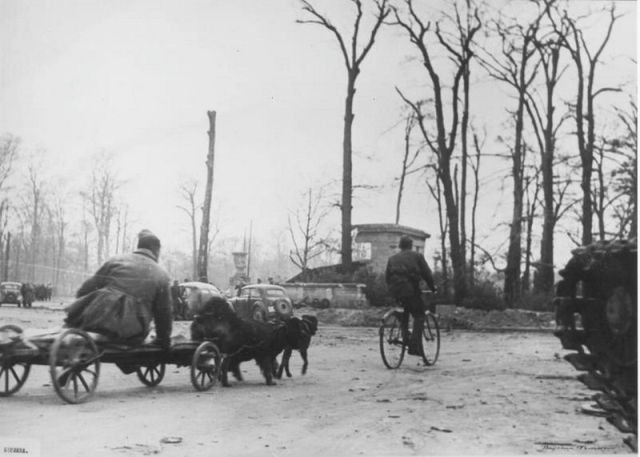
[553,238,637,449]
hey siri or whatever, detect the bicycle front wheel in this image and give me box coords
[421,312,440,366]
[379,313,405,369]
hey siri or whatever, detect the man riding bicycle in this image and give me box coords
[385,235,436,356]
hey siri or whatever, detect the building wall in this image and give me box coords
[280,283,367,309]
[355,232,426,273]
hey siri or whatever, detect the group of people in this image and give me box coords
[62,229,436,359]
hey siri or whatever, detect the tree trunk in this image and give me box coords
[197,110,217,281]
[535,120,555,294]
[440,163,465,303]
[396,115,413,225]
[460,65,469,286]
[341,75,356,270]
[504,97,526,306]
[191,211,197,280]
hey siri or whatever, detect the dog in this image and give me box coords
[190,296,288,386]
[275,314,318,379]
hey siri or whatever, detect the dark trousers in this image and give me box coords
[399,294,424,350]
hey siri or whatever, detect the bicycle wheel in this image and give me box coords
[421,312,440,366]
[379,312,405,369]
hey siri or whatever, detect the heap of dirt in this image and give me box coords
[305,306,555,330]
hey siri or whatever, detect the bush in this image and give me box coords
[353,267,391,307]
[462,280,505,311]
[517,290,554,311]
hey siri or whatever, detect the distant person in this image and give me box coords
[64,229,173,350]
[385,236,436,356]
[21,282,34,308]
[257,278,262,284]
[268,277,274,285]
[171,280,185,319]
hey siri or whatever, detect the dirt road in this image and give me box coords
[0,306,632,456]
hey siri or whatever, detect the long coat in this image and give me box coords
[65,249,172,346]
[385,249,435,299]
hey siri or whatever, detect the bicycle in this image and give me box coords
[379,294,440,369]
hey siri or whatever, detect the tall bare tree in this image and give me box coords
[395,110,419,224]
[197,111,217,282]
[298,0,390,270]
[288,187,332,279]
[85,152,119,266]
[609,98,637,237]
[522,164,541,293]
[526,2,568,294]
[558,5,619,245]
[25,162,45,281]
[426,172,449,296]
[392,0,481,303]
[480,8,543,306]
[178,178,200,280]
[468,129,484,286]
[0,134,20,277]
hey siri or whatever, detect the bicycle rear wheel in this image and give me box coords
[379,312,405,369]
[421,312,440,366]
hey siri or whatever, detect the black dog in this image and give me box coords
[190,296,287,386]
[276,314,318,379]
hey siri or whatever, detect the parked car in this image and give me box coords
[180,281,225,319]
[229,284,294,322]
[0,282,22,307]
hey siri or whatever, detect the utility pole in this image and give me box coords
[247,220,253,281]
[3,232,9,281]
[197,110,216,282]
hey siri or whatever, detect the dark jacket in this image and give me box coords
[65,248,172,347]
[385,249,435,299]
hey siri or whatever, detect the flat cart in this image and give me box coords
[0,324,221,404]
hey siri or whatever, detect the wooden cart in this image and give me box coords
[0,324,221,404]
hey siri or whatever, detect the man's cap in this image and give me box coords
[399,235,413,249]
[138,229,161,248]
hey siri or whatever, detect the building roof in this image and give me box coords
[353,223,430,239]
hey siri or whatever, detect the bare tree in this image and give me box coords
[288,187,332,279]
[84,152,119,266]
[197,111,217,281]
[609,98,637,237]
[25,162,45,281]
[479,7,543,306]
[298,0,390,269]
[0,134,19,277]
[426,174,449,297]
[558,5,619,245]
[522,161,541,293]
[525,2,568,294]
[177,178,200,280]
[392,0,481,303]
[395,110,420,224]
[47,191,67,288]
[468,129,484,286]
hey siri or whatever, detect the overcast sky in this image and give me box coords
[0,0,636,263]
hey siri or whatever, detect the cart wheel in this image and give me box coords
[0,361,30,396]
[49,328,100,404]
[379,312,405,369]
[421,312,440,366]
[136,363,166,387]
[191,341,221,391]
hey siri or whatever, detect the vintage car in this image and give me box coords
[180,281,225,319]
[229,284,294,322]
[0,282,22,306]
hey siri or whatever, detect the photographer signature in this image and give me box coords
[535,441,617,451]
